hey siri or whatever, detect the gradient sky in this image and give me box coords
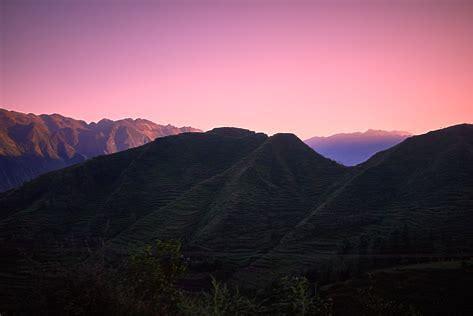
[1,0,472,139]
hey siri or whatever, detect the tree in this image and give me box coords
[121,239,187,315]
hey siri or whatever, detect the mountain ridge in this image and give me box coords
[305,129,412,166]
[237,123,473,284]
[1,123,473,307]
[0,107,202,191]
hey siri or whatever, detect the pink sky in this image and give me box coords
[1,1,472,139]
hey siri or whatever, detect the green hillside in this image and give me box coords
[0,128,270,301]
[1,124,473,311]
[239,124,473,283]
[106,133,347,265]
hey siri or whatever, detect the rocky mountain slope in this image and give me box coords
[0,108,201,191]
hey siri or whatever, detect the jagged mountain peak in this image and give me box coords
[0,107,201,191]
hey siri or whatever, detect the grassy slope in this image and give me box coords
[237,124,473,283]
[105,133,347,267]
[0,129,269,300]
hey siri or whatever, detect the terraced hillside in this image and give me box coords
[0,129,263,288]
[106,133,346,264]
[0,108,201,191]
[238,124,473,284]
[1,124,473,308]
[0,127,347,304]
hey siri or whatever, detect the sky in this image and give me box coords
[1,0,472,139]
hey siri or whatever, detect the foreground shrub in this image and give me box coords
[117,240,186,315]
[263,276,333,315]
[179,277,263,315]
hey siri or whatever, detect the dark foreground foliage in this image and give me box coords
[12,240,333,315]
[321,259,473,316]
[4,240,445,316]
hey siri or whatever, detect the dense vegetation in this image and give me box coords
[7,240,329,315]
[13,240,447,316]
[8,240,471,315]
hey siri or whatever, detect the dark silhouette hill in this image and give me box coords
[106,132,346,261]
[1,124,473,305]
[239,124,473,283]
[0,108,201,191]
[0,127,347,302]
[305,129,411,166]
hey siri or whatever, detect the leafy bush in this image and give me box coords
[179,277,263,315]
[118,240,186,315]
[263,276,333,315]
[358,287,421,316]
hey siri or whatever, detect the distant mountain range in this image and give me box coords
[0,108,201,191]
[305,129,412,166]
[1,123,472,305]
